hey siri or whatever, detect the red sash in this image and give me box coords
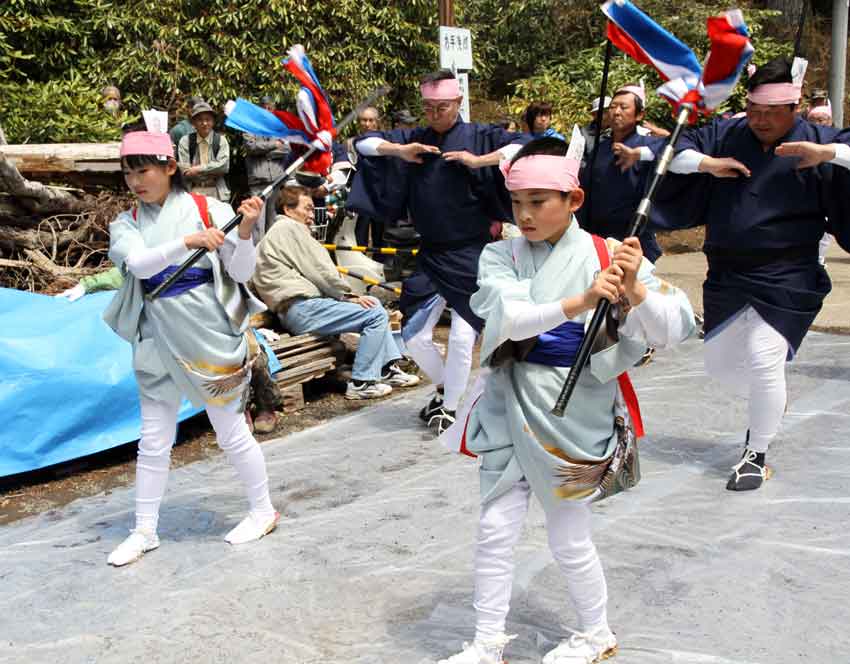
[591,234,645,438]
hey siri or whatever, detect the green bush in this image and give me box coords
[0,0,439,144]
[0,0,810,146]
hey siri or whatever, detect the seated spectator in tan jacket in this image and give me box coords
[253,186,419,400]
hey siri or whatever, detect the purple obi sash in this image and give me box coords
[142,266,213,299]
[524,321,585,368]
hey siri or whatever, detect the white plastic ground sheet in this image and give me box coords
[2,334,849,663]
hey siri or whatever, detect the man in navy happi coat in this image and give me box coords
[577,83,664,263]
[653,56,850,491]
[347,69,527,433]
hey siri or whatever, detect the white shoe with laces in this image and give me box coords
[437,633,516,664]
[345,380,393,400]
[225,511,280,544]
[381,363,421,387]
[107,529,160,567]
[542,626,618,664]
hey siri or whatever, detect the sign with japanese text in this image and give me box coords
[439,26,473,71]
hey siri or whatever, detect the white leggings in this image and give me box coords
[473,480,608,641]
[135,397,274,533]
[704,306,789,453]
[405,297,477,410]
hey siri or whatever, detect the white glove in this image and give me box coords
[55,284,86,302]
[310,130,333,151]
[256,327,280,343]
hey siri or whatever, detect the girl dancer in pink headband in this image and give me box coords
[436,133,695,664]
[102,129,278,566]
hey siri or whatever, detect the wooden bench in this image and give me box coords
[266,332,344,412]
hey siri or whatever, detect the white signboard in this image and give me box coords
[457,73,470,122]
[439,26,473,71]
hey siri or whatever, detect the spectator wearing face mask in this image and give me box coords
[103,85,122,117]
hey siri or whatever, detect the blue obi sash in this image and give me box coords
[141,266,213,299]
[524,321,585,367]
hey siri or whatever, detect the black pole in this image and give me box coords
[552,104,692,417]
[145,85,390,301]
[793,1,807,58]
[584,39,614,226]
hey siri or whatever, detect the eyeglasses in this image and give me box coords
[423,102,453,115]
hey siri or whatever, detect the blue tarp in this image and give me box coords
[0,288,280,477]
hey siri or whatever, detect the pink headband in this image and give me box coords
[746,83,802,105]
[420,78,461,100]
[808,104,832,119]
[499,155,580,193]
[120,131,174,159]
[615,85,645,105]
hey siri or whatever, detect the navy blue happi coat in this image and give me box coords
[347,118,526,331]
[652,116,850,355]
[578,130,664,263]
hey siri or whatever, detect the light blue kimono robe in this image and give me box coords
[103,190,265,411]
[466,220,695,511]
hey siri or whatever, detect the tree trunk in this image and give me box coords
[0,154,86,217]
[0,216,94,252]
[765,0,808,28]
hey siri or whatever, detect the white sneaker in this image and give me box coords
[381,363,421,387]
[438,633,516,664]
[542,626,617,664]
[107,529,160,566]
[344,380,393,400]
[225,511,280,545]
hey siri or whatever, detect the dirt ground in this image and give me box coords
[656,227,705,254]
[0,327,454,526]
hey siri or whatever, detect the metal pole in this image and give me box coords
[585,39,614,228]
[830,0,848,127]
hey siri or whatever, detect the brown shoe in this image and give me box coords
[253,411,278,434]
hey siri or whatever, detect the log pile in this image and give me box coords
[0,147,129,293]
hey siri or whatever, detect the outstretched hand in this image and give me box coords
[442,150,481,168]
[700,156,751,178]
[397,142,441,164]
[775,141,836,169]
[612,143,642,172]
